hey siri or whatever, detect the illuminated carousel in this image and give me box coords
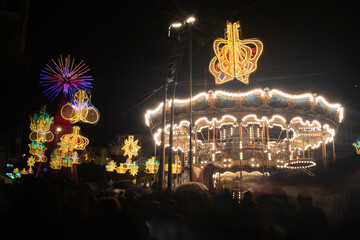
[144,21,343,190]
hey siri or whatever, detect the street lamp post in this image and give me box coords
[187,16,195,182]
[162,17,195,190]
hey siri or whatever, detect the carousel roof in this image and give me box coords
[145,88,343,130]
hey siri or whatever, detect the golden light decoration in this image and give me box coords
[106,160,117,172]
[49,126,88,169]
[115,163,129,174]
[122,135,141,159]
[49,149,63,169]
[29,105,54,142]
[209,21,263,85]
[20,168,28,175]
[61,90,100,124]
[353,138,360,155]
[58,126,89,151]
[13,168,21,178]
[27,156,36,169]
[145,156,160,174]
[129,161,139,176]
[164,163,182,174]
[28,141,46,160]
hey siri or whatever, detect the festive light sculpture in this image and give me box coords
[209,21,263,85]
[29,106,54,142]
[58,126,89,151]
[48,126,88,169]
[353,138,360,155]
[61,90,100,124]
[27,156,36,169]
[115,163,129,174]
[28,141,47,160]
[106,160,117,172]
[13,168,21,178]
[165,154,182,174]
[145,157,160,174]
[20,168,28,175]
[129,162,139,176]
[40,54,93,101]
[164,163,182,174]
[49,149,63,170]
[122,135,141,159]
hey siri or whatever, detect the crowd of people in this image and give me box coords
[0,177,360,240]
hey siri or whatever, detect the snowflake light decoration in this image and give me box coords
[122,135,141,159]
[40,54,93,101]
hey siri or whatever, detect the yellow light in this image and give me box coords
[164,163,182,174]
[29,105,54,142]
[27,156,36,168]
[61,90,100,124]
[122,135,141,159]
[58,126,89,151]
[145,156,160,174]
[129,162,139,176]
[106,160,117,172]
[209,21,263,85]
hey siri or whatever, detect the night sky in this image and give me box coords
[2,0,360,149]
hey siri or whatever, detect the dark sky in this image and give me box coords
[3,0,360,149]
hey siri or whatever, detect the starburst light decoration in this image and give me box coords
[122,135,141,159]
[61,90,100,124]
[353,138,360,154]
[129,162,139,176]
[29,106,54,142]
[40,54,93,101]
[209,21,263,85]
[27,156,36,170]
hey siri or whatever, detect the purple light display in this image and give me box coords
[40,54,93,101]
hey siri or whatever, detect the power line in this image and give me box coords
[100,85,163,126]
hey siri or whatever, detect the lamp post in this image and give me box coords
[163,17,195,189]
[186,16,195,182]
[161,22,183,190]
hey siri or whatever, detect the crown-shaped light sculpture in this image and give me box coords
[106,136,141,176]
[145,156,160,174]
[49,126,88,169]
[353,138,360,155]
[29,105,54,142]
[164,155,182,174]
[61,90,100,124]
[28,141,47,161]
[58,126,89,151]
[209,21,263,85]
